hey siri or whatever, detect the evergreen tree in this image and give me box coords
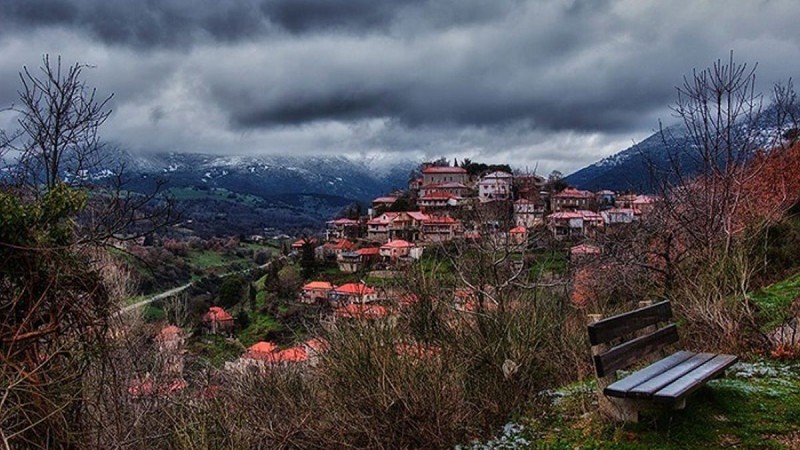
[300,240,316,279]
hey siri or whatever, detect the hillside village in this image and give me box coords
[126,159,664,393]
[17,137,795,449]
[6,44,800,447]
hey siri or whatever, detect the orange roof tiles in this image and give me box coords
[268,346,308,363]
[419,191,460,200]
[548,210,603,220]
[509,226,527,234]
[303,281,334,291]
[203,306,233,323]
[325,239,355,251]
[334,283,376,296]
[381,239,413,249]
[422,215,459,224]
[406,211,430,221]
[247,341,278,356]
[554,187,594,198]
[357,247,381,256]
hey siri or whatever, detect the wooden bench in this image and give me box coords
[587,301,738,422]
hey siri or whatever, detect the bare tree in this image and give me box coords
[656,53,798,260]
[0,55,173,448]
[5,55,175,246]
[12,55,113,190]
[633,53,800,351]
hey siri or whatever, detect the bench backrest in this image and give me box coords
[587,301,677,377]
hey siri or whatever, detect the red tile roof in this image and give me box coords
[419,191,460,200]
[244,341,309,363]
[203,306,233,323]
[548,210,603,220]
[381,239,413,249]
[633,195,656,204]
[509,226,527,234]
[334,283,376,296]
[325,239,355,251]
[548,211,583,219]
[367,212,400,225]
[246,341,278,359]
[268,346,308,363]
[554,187,594,198]
[303,281,334,291]
[357,247,381,256]
[406,211,430,221]
[422,182,468,190]
[422,215,459,225]
[422,166,467,174]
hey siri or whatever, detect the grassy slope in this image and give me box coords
[472,269,800,450]
[750,271,800,330]
[509,360,800,450]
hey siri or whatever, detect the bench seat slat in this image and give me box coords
[604,351,696,398]
[626,353,716,398]
[652,354,738,403]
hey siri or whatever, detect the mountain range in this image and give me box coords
[101,151,416,237]
[565,103,796,192]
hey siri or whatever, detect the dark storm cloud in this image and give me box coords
[258,0,421,34]
[233,90,395,127]
[1,0,800,173]
[1,0,269,48]
[0,0,516,48]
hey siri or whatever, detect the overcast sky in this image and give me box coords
[1,0,799,174]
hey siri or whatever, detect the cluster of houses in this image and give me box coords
[322,164,658,250]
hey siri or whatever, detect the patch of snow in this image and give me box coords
[456,422,530,450]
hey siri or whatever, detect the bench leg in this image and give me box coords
[672,398,687,410]
[600,396,640,423]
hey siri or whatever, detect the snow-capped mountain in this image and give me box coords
[565,103,797,192]
[117,151,415,201]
